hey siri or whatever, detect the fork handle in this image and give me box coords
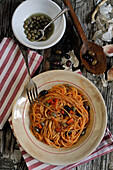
[18,43,31,79]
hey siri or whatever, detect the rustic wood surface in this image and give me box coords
[0,0,113,169]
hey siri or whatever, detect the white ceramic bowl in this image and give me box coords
[12,0,66,49]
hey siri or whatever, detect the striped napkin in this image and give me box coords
[0,37,43,129]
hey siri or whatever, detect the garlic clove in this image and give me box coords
[103,44,113,57]
[107,66,113,81]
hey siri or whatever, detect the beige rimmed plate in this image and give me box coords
[12,70,107,165]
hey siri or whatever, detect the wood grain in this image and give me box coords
[0,0,113,169]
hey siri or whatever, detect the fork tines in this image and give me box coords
[26,86,39,103]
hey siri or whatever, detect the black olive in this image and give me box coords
[84,105,90,112]
[39,90,48,97]
[64,105,71,112]
[68,131,72,135]
[88,57,94,63]
[65,54,70,59]
[41,122,45,127]
[76,112,82,117]
[82,55,89,60]
[34,127,40,132]
[63,112,68,117]
[66,60,72,67]
[81,129,86,136]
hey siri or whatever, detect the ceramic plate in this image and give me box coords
[12,70,107,165]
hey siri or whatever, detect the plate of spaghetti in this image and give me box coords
[12,70,107,165]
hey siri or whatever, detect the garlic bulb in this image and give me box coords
[103,44,113,57]
[107,66,113,81]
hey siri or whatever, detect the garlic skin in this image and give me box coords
[107,66,113,81]
[103,44,113,57]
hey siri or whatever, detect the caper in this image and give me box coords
[29,24,33,28]
[30,30,33,33]
[34,29,37,34]
[31,33,35,36]
[52,113,57,117]
[24,24,28,29]
[45,22,48,25]
[42,36,46,40]
[45,103,49,107]
[37,17,40,20]
[27,33,31,37]
[40,15,44,19]
[30,38,34,42]
[24,20,30,25]
[25,30,29,35]
[27,36,31,40]
[72,106,76,113]
[48,27,52,31]
[33,16,36,20]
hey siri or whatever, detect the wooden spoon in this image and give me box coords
[63,0,107,75]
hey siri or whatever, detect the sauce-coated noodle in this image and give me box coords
[29,84,89,148]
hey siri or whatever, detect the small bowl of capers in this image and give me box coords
[12,0,66,49]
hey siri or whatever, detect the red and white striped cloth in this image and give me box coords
[8,117,113,170]
[0,37,43,129]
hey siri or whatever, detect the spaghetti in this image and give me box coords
[29,84,90,148]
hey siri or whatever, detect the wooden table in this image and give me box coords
[0,0,113,169]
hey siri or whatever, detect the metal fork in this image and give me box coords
[18,44,39,103]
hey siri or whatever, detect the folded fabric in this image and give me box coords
[0,37,43,129]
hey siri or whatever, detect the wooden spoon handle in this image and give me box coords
[62,0,87,42]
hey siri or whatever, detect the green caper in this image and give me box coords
[42,36,46,40]
[40,15,44,19]
[72,106,76,113]
[27,36,31,40]
[28,33,31,37]
[45,22,47,25]
[25,30,29,35]
[40,20,43,23]
[24,24,28,29]
[31,33,35,36]
[34,29,37,34]
[33,16,36,20]
[29,24,33,28]
[37,17,40,20]
[30,30,33,33]
[24,20,30,25]
[48,27,52,31]
[30,38,34,42]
